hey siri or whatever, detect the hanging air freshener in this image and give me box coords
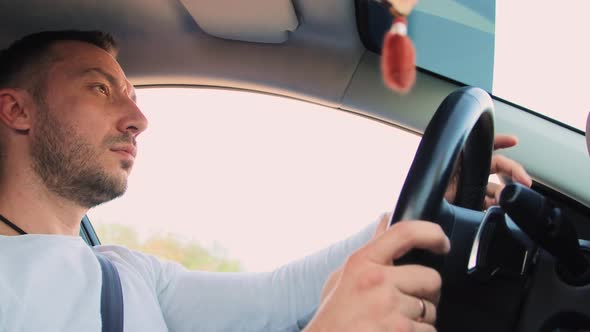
[380,0,417,94]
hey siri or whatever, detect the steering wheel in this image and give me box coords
[391,86,495,266]
[391,86,494,224]
[388,87,590,332]
[389,87,512,331]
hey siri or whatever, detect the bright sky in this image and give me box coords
[493,0,590,130]
[88,88,420,271]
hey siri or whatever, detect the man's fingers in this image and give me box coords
[389,314,436,332]
[391,265,442,304]
[413,321,437,332]
[397,294,437,325]
[490,154,532,187]
[493,134,518,150]
[483,182,503,208]
[363,221,450,264]
[492,134,532,187]
[486,182,503,198]
[484,196,496,210]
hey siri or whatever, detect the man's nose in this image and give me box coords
[118,98,148,137]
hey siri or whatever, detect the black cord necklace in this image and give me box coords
[0,214,27,235]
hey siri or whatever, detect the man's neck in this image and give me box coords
[0,174,86,237]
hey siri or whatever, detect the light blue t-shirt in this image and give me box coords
[0,220,377,332]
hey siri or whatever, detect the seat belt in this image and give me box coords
[95,252,125,332]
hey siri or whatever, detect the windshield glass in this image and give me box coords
[366,0,590,131]
[90,87,420,272]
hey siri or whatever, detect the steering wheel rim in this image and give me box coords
[389,86,495,264]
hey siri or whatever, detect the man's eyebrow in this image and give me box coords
[80,67,137,102]
[80,67,119,87]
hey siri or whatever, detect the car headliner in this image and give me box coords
[2,0,590,208]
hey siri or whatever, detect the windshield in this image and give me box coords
[364,0,590,131]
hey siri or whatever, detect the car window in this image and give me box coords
[363,0,589,131]
[88,87,420,272]
[411,1,589,131]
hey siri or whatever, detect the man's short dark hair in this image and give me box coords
[0,30,118,97]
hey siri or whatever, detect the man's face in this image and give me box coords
[28,41,147,208]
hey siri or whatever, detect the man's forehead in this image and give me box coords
[50,40,115,61]
[48,41,136,101]
[49,41,125,79]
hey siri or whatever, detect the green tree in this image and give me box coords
[96,223,242,272]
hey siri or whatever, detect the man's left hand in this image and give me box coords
[484,134,532,208]
[444,134,532,210]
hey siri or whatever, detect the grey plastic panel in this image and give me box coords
[495,101,590,207]
[341,51,457,132]
[0,0,365,108]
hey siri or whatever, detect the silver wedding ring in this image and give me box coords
[417,298,427,322]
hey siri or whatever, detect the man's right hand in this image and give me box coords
[305,214,450,332]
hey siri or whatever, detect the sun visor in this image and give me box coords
[179,0,299,43]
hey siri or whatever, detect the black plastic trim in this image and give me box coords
[79,226,90,245]
[355,0,386,53]
[532,181,590,216]
[531,180,590,247]
[81,215,101,246]
[354,0,379,52]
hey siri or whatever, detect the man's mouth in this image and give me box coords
[110,145,137,158]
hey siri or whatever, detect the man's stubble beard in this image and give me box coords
[30,102,132,209]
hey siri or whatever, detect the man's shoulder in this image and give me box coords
[93,243,158,268]
[93,244,185,289]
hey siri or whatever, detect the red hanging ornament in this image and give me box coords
[380,1,417,94]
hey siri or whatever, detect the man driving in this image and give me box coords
[0,30,531,332]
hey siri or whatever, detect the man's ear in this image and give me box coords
[0,89,33,132]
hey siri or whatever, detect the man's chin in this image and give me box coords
[121,159,134,171]
[84,183,127,208]
[75,171,129,208]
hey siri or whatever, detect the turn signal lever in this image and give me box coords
[499,183,590,285]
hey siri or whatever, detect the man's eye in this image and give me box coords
[95,84,110,96]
